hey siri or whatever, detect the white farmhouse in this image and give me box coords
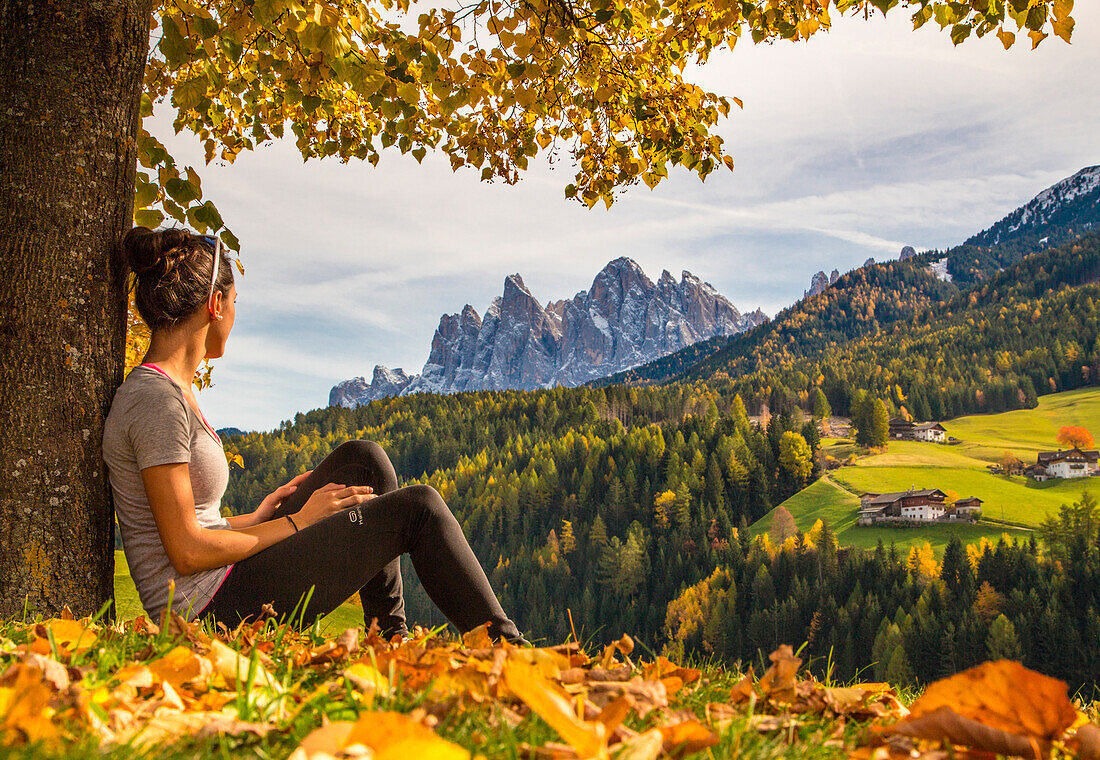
[1033,448,1100,479]
[913,422,947,443]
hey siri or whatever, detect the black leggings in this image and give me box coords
[198,440,523,642]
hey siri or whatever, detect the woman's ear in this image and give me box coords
[209,290,225,321]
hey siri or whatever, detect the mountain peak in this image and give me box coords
[504,272,530,294]
[604,256,644,272]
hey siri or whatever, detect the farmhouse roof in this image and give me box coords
[914,422,947,432]
[1037,447,1100,464]
[863,488,947,506]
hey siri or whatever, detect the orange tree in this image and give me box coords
[0,0,1076,617]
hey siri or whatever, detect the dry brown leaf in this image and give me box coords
[640,657,701,697]
[909,661,1075,738]
[889,705,1046,759]
[20,653,69,691]
[120,708,272,748]
[520,740,582,759]
[704,701,739,730]
[586,666,634,682]
[655,719,720,758]
[748,714,800,733]
[599,635,635,670]
[759,645,802,704]
[587,676,667,717]
[337,628,361,656]
[729,666,756,705]
[594,694,634,734]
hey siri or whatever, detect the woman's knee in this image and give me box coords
[404,484,452,520]
[334,439,388,462]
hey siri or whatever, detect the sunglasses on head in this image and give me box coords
[199,234,223,314]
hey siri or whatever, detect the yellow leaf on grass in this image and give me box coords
[641,656,700,696]
[655,719,720,758]
[290,720,356,759]
[206,640,280,691]
[41,619,96,653]
[148,646,214,690]
[343,662,391,704]
[503,658,608,760]
[345,711,475,760]
[0,666,57,745]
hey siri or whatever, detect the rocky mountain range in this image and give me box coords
[330,258,767,406]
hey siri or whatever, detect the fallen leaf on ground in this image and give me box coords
[502,657,608,759]
[882,660,1077,758]
[655,718,719,757]
[0,664,58,745]
[759,645,801,704]
[729,666,755,705]
[345,710,474,760]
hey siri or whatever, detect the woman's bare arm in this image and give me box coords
[141,462,374,574]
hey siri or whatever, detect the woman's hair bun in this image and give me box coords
[122,226,195,280]
[122,225,235,332]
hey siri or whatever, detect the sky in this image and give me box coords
[149,5,1100,433]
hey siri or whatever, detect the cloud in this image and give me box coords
[154,4,1100,431]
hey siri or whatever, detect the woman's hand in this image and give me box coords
[253,470,314,524]
[298,482,377,528]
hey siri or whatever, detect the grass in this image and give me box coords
[113,550,364,635]
[943,387,1100,463]
[754,388,1100,555]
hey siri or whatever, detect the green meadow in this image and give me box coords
[754,388,1100,555]
[113,550,363,631]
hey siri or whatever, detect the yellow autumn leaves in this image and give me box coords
[5,610,1099,760]
[0,611,718,758]
[134,0,1077,246]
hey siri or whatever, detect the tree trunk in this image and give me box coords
[0,1,152,618]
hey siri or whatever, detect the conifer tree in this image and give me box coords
[812,388,832,420]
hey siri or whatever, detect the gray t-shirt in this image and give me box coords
[102,364,232,621]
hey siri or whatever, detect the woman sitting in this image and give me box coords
[101,226,528,645]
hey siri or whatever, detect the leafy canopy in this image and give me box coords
[135,0,1075,249]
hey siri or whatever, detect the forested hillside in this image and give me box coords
[664,494,1100,692]
[946,165,1100,285]
[681,232,1100,422]
[222,385,822,648]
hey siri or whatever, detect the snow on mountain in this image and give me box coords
[968,165,1100,247]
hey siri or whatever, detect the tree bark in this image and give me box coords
[0,1,152,618]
